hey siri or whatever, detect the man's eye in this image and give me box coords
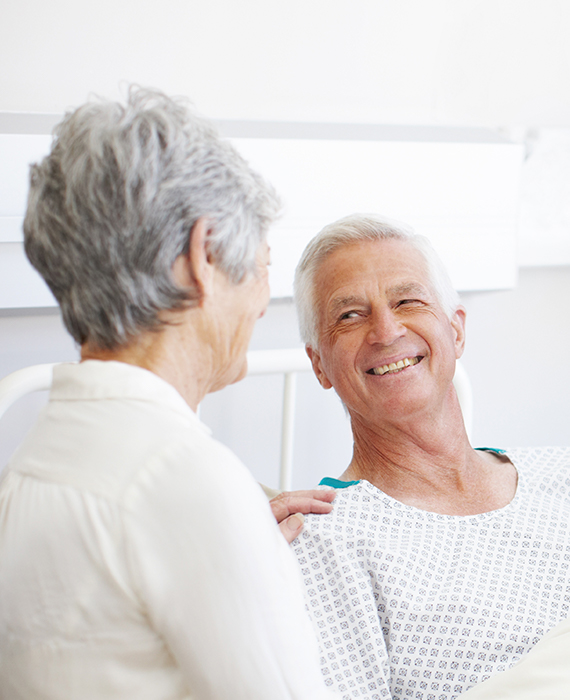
[397,299,421,307]
[340,310,359,320]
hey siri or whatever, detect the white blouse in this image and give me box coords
[0,360,335,700]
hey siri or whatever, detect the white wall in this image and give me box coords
[0,0,569,486]
[1,0,570,127]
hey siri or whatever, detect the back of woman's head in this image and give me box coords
[24,87,280,350]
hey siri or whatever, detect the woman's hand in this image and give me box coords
[270,489,336,543]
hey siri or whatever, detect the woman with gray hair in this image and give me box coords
[0,89,335,700]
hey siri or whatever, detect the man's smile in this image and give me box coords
[366,355,422,376]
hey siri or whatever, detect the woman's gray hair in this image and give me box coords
[294,213,461,347]
[24,87,280,349]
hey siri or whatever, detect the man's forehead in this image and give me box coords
[315,241,431,300]
[318,238,425,275]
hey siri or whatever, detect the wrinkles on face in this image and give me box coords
[320,283,441,354]
[309,240,463,426]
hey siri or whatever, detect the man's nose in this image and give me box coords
[366,308,406,346]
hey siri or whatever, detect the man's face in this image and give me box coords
[306,239,466,425]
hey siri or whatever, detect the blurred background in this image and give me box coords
[1,0,569,488]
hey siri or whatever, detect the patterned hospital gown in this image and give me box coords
[292,447,570,700]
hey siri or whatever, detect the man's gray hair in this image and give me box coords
[294,214,460,347]
[24,87,280,349]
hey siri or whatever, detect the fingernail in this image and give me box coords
[287,513,305,531]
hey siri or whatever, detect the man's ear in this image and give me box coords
[306,345,333,390]
[171,218,214,302]
[451,306,467,359]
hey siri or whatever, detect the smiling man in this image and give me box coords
[291,214,570,700]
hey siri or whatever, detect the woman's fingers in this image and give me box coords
[270,489,336,523]
[278,513,306,544]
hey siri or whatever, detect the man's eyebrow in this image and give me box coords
[387,282,430,297]
[328,295,364,316]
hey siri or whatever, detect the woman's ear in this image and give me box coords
[171,218,214,302]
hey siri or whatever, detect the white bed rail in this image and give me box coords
[0,362,55,420]
[246,349,312,490]
[0,352,472,490]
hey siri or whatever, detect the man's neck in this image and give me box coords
[342,410,517,516]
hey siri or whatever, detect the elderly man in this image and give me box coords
[290,214,570,700]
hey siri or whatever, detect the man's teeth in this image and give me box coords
[370,356,420,376]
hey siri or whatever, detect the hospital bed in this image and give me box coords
[0,350,472,491]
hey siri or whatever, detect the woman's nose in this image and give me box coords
[366,308,406,346]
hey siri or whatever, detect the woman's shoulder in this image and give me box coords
[123,427,258,508]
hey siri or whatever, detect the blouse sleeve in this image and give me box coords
[122,436,337,700]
